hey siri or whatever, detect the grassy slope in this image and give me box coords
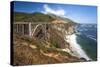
[13,33,80,65]
[13,12,77,25]
[14,12,54,23]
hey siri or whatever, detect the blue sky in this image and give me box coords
[13,1,97,24]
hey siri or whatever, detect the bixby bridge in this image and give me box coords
[13,22,48,38]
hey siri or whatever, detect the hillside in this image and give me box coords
[13,12,76,25]
[12,12,86,65]
[13,33,82,65]
[14,12,54,23]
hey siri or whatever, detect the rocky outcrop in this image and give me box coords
[30,19,76,49]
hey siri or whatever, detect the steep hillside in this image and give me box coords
[47,13,76,24]
[12,12,86,65]
[14,12,55,23]
[13,33,81,65]
[13,12,76,25]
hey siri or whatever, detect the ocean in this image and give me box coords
[76,24,97,61]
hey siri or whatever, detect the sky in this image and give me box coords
[13,1,97,24]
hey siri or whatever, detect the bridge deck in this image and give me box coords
[13,22,68,38]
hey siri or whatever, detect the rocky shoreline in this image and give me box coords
[65,34,92,61]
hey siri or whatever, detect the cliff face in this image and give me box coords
[13,12,83,65]
[31,22,76,49]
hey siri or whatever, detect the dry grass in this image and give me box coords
[12,33,81,66]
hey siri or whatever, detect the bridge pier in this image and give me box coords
[29,22,32,37]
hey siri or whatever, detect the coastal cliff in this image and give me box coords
[13,12,86,65]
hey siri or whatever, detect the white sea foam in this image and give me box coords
[65,34,92,61]
[86,35,97,41]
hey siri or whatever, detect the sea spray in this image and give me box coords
[65,34,92,61]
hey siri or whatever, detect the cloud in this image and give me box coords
[43,4,66,16]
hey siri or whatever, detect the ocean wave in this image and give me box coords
[65,34,92,61]
[86,35,97,41]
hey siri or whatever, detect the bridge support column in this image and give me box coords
[22,24,24,35]
[16,24,18,33]
[29,22,32,37]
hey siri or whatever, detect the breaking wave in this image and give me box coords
[65,34,92,61]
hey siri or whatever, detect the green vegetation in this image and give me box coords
[13,12,77,25]
[14,12,55,23]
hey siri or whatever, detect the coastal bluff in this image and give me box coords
[12,12,86,65]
